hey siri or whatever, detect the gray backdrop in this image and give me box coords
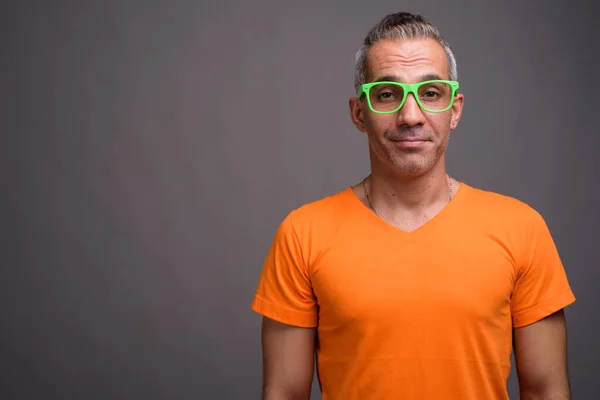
[2,0,599,399]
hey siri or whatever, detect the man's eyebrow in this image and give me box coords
[371,73,445,83]
[418,73,445,81]
[372,75,403,83]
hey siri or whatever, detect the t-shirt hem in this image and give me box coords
[512,290,576,328]
[250,294,318,328]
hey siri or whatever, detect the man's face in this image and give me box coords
[350,38,464,178]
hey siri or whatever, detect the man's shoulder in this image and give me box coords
[288,186,354,223]
[464,183,544,224]
[272,186,356,244]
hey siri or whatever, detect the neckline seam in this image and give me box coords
[346,182,470,241]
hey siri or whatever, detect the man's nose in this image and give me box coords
[396,93,425,126]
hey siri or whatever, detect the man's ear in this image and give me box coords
[349,97,367,133]
[450,93,464,130]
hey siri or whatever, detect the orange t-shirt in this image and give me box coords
[251,182,576,399]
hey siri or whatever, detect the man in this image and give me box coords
[250,11,576,400]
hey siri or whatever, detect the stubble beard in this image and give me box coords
[370,133,450,178]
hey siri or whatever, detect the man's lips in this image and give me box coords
[386,130,431,145]
[386,132,430,142]
[389,137,430,147]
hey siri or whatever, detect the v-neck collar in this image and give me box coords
[345,181,471,243]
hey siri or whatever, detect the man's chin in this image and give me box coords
[387,154,439,177]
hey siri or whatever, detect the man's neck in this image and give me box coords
[361,165,456,232]
[370,166,450,206]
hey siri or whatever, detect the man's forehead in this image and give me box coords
[366,38,449,80]
[371,73,445,83]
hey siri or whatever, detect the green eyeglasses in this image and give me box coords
[357,80,460,114]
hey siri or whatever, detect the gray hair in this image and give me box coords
[354,12,458,94]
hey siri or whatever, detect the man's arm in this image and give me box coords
[261,316,316,400]
[514,309,571,400]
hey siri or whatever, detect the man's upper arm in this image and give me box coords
[510,208,575,328]
[261,317,316,399]
[513,309,571,399]
[250,212,319,399]
[509,207,575,398]
[251,212,318,327]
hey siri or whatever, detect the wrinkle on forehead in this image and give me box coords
[366,38,449,82]
[376,54,437,70]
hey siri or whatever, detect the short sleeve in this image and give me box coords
[250,212,318,327]
[511,209,576,328]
